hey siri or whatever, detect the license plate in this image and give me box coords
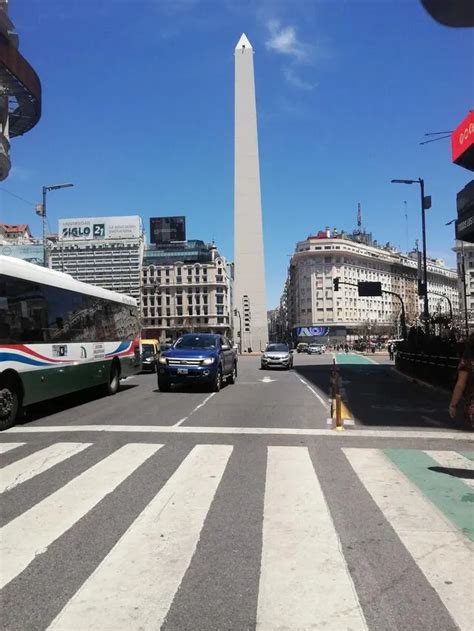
[177,368,189,375]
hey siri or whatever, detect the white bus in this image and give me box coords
[0,256,141,430]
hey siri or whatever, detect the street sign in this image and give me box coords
[358,281,382,297]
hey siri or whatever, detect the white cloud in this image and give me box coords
[283,67,316,90]
[264,18,319,91]
[265,19,311,62]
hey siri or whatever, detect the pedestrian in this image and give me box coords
[449,334,474,429]
[388,343,394,361]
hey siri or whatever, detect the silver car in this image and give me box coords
[261,344,293,370]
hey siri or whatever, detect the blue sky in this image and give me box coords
[1,0,472,307]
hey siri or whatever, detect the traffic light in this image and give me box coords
[333,277,340,291]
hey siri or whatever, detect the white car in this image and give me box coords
[307,343,325,355]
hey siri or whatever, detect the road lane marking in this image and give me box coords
[425,450,474,489]
[296,375,329,410]
[326,418,355,426]
[0,443,161,590]
[4,425,473,440]
[173,392,216,427]
[48,445,232,631]
[344,448,474,631]
[0,442,91,493]
[257,446,367,630]
[0,442,25,454]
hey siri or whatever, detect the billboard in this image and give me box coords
[150,216,186,244]
[452,111,474,171]
[0,243,43,265]
[58,216,142,241]
[296,326,330,337]
[455,181,474,243]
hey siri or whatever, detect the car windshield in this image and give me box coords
[142,344,154,354]
[267,344,288,352]
[174,335,217,349]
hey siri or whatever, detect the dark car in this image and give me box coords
[157,333,237,392]
[141,340,159,373]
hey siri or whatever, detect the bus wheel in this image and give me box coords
[0,381,20,431]
[106,362,120,396]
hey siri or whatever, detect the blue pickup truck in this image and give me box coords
[157,333,237,392]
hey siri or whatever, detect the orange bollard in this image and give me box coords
[335,394,344,431]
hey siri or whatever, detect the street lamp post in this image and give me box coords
[36,183,74,267]
[391,178,430,332]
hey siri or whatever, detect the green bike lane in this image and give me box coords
[331,352,474,543]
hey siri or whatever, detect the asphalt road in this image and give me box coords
[1,353,473,631]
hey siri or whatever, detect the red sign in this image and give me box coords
[452,110,474,170]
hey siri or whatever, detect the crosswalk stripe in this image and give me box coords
[48,444,233,631]
[0,443,161,590]
[344,448,474,631]
[0,442,25,454]
[0,443,91,493]
[256,446,367,630]
[425,450,474,489]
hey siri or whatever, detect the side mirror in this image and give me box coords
[290,349,294,354]
[221,344,230,351]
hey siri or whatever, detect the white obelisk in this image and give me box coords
[234,33,268,352]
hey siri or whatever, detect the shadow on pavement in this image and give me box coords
[153,381,234,394]
[293,359,467,430]
[428,466,474,481]
[20,383,139,424]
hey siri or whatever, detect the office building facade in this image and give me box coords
[453,240,474,330]
[50,216,144,300]
[141,240,232,341]
[282,228,458,342]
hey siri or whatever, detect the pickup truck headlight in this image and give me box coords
[201,357,215,366]
[158,356,167,365]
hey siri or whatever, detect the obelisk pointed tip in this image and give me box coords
[235,33,252,51]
